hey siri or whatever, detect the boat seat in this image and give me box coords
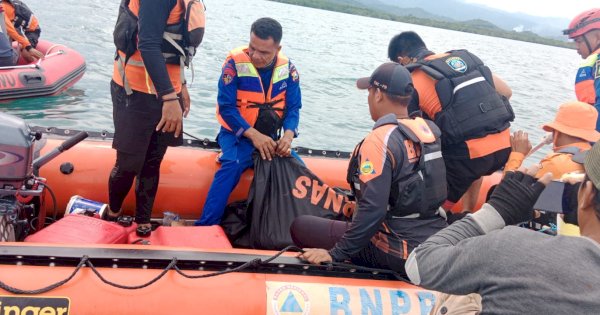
[25,214,136,244]
[127,226,233,249]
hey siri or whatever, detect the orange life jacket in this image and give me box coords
[217,46,289,132]
[112,0,205,95]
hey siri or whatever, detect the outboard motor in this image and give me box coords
[0,112,87,241]
[0,112,40,191]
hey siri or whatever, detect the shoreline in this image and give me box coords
[269,0,574,49]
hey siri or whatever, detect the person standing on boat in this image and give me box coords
[0,1,18,66]
[404,159,600,313]
[195,18,302,226]
[388,31,514,218]
[107,0,205,232]
[295,63,448,274]
[564,8,600,131]
[1,0,42,62]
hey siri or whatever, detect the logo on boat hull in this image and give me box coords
[0,151,24,166]
[0,296,70,315]
[271,285,310,315]
[445,57,468,73]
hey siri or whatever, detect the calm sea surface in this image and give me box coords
[2,0,581,161]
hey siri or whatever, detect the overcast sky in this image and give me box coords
[464,0,593,19]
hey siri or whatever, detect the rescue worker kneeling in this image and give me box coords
[295,63,448,274]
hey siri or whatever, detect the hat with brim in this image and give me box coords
[541,101,600,143]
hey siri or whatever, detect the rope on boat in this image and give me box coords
[0,256,88,295]
[31,126,352,159]
[0,246,408,294]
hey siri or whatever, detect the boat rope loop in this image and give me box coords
[0,246,407,295]
[31,126,352,159]
[0,256,89,295]
[0,246,293,294]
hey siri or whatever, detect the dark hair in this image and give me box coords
[384,92,413,107]
[388,31,427,61]
[251,18,283,44]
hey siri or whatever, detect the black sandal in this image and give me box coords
[105,207,123,221]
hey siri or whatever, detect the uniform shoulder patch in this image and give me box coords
[445,56,467,73]
[595,59,600,79]
[222,62,236,85]
[360,159,376,175]
[290,63,299,82]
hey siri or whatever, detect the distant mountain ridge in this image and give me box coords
[269,0,573,48]
[361,0,570,39]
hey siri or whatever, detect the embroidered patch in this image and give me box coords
[360,159,375,175]
[595,60,600,79]
[222,63,236,85]
[290,64,299,82]
[445,56,468,73]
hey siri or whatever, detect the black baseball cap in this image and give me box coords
[356,62,414,96]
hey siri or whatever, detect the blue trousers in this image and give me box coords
[195,129,302,226]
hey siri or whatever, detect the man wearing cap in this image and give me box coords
[294,63,448,274]
[388,31,514,215]
[405,158,600,313]
[506,101,600,178]
[564,9,600,130]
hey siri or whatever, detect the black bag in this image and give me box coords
[221,155,354,249]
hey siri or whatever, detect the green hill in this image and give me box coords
[269,0,574,49]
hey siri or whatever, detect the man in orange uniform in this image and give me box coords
[506,101,600,236]
[1,0,42,62]
[505,101,600,178]
[297,63,447,274]
[564,9,600,131]
[107,0,205,234]
[195,18,302,226]
[388,31,514,216]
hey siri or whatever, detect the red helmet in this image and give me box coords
[563,8,600,39]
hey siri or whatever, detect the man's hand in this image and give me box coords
[299,248,333,265]
[276,130,294,157]
[244,128,276,160]
[21,47,44,62]
[510,130,532,156]
[181,84,191,118]
[487,165,552,225]
[156,93,183,137]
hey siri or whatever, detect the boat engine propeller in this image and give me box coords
[0,112,88,241]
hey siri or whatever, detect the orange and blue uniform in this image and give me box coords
[290,114,447,273]
[574,49,600,130]
[196,46,302,226]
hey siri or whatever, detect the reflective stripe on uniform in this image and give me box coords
[453,76,486,94]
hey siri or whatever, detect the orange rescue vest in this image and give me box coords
[112,0,188,95]
[217,46,289,132]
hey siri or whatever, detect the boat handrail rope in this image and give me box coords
[32,126,352,159]
[0,246,407,295]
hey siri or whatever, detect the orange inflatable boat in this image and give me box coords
[0,40,85,101]
[0,125,500,315]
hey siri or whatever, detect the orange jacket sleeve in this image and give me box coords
[503,151,524,175]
